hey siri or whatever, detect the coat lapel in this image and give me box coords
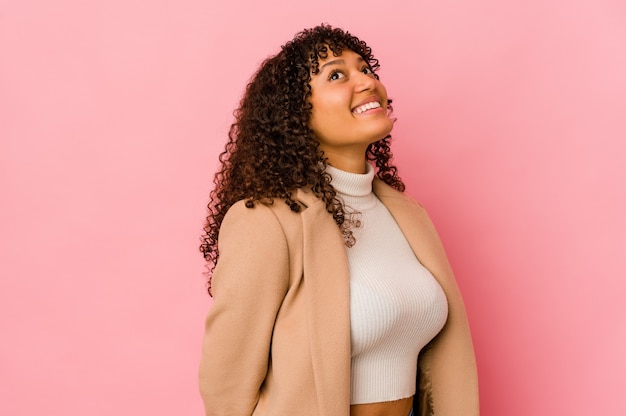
[296,188,351,416]
[294,181,425,416]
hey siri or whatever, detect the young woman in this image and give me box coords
[199,24,479,416]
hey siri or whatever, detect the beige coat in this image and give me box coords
[199,179,479,416]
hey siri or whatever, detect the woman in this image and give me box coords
[199,24,479,416]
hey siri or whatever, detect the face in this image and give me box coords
[308,49,393,163]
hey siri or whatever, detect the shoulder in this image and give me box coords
[222,186,328,225]
[222,198,301,229]
[218,196,310,252]
[373,178,428,218]
[212,200,296,297]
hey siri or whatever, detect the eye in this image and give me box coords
[361,67,374,75]
[328,70,345,81]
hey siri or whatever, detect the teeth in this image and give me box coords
[354,101,381,114]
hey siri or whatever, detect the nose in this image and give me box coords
[354,71,375,92]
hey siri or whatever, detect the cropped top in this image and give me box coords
[326,163,449,405]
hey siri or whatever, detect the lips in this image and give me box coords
[353,101,382,114]
[352,96,383,114]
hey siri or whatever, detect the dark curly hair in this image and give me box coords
[200,24,405,294]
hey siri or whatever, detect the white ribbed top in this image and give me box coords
[326,163,449,405]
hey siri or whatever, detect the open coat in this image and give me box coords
[199,180,479,416]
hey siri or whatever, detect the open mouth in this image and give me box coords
[352,101,382,114]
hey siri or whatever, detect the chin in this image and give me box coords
[371,122,394,140]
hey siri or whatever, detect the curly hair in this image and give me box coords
[200,24,405,294]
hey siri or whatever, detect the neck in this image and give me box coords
[322,148,368,174]
[325,162,376,209]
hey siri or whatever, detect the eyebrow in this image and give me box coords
[318,56,366,73]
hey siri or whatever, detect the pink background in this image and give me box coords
[1,0,625,415]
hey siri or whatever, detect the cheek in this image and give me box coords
[311,97,345,125]
[377,83,389,104]
[315,87,350,111]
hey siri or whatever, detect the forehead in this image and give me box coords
[316,49,363,64]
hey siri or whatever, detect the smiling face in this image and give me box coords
[308,49,394,172]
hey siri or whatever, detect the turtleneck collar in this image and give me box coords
[325,162,377,210]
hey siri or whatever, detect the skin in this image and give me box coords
[308,50,394,174]
[309,50,412,416]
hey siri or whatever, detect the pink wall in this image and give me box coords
[1,1,625,415]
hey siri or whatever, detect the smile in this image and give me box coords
[352,101,382,114]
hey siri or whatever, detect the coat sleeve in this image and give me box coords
[412,203,480,416]
[198,201,290,416]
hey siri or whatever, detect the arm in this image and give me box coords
[414,205,479,416]
[198,201,290,416]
